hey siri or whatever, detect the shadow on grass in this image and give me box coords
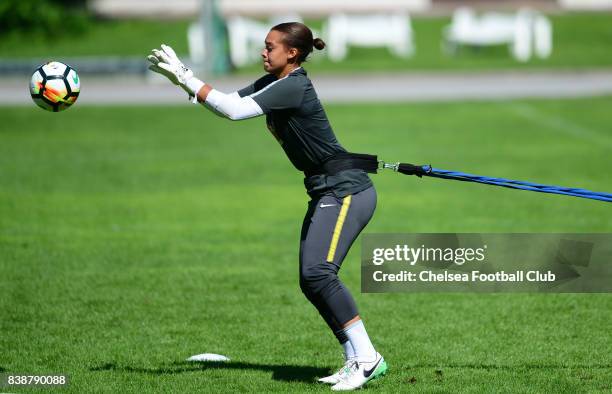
[90,360,330,383]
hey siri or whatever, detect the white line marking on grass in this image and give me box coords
[508,103,612,150]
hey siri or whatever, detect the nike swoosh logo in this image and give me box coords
[363,358,381,378]
[320,204,336,208]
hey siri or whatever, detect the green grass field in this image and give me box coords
[1,13,612,72]
[1,97,611,392]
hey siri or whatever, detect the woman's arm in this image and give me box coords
[147,44,264,121]
[198,74,305,119]
[195,85,264,121]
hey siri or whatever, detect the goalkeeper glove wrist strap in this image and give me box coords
[184,77,205,103]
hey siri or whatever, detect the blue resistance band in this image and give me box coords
[385,162,612,203]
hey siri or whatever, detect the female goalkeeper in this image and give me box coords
[147,22,387,391]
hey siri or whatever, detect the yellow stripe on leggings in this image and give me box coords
[326,195,352,263]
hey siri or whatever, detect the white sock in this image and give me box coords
[341,340,356,361]
[343,320,377,362]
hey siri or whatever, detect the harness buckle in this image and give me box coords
[378,160,400,172]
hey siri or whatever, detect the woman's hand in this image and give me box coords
[147,44,204,99]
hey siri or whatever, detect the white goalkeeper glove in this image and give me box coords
[147,44,204,101]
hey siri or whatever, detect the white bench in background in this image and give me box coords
[443,7,552,62]
[324,13,414,62]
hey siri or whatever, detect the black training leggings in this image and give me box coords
[299,185,377,344]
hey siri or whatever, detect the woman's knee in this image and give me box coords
[299,264,337,298]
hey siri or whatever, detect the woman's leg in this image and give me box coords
[299,199,351,347]
[299,186,377,359]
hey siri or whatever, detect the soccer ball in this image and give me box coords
[30,61,80,112]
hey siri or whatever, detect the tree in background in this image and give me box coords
[0,0,91,36]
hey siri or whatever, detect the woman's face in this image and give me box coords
[261,30,297,75]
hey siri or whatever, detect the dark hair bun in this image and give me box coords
[313,38,326,50]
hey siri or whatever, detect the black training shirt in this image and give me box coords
[237,67,372,198]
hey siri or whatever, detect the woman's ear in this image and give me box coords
[287,47,299,63]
